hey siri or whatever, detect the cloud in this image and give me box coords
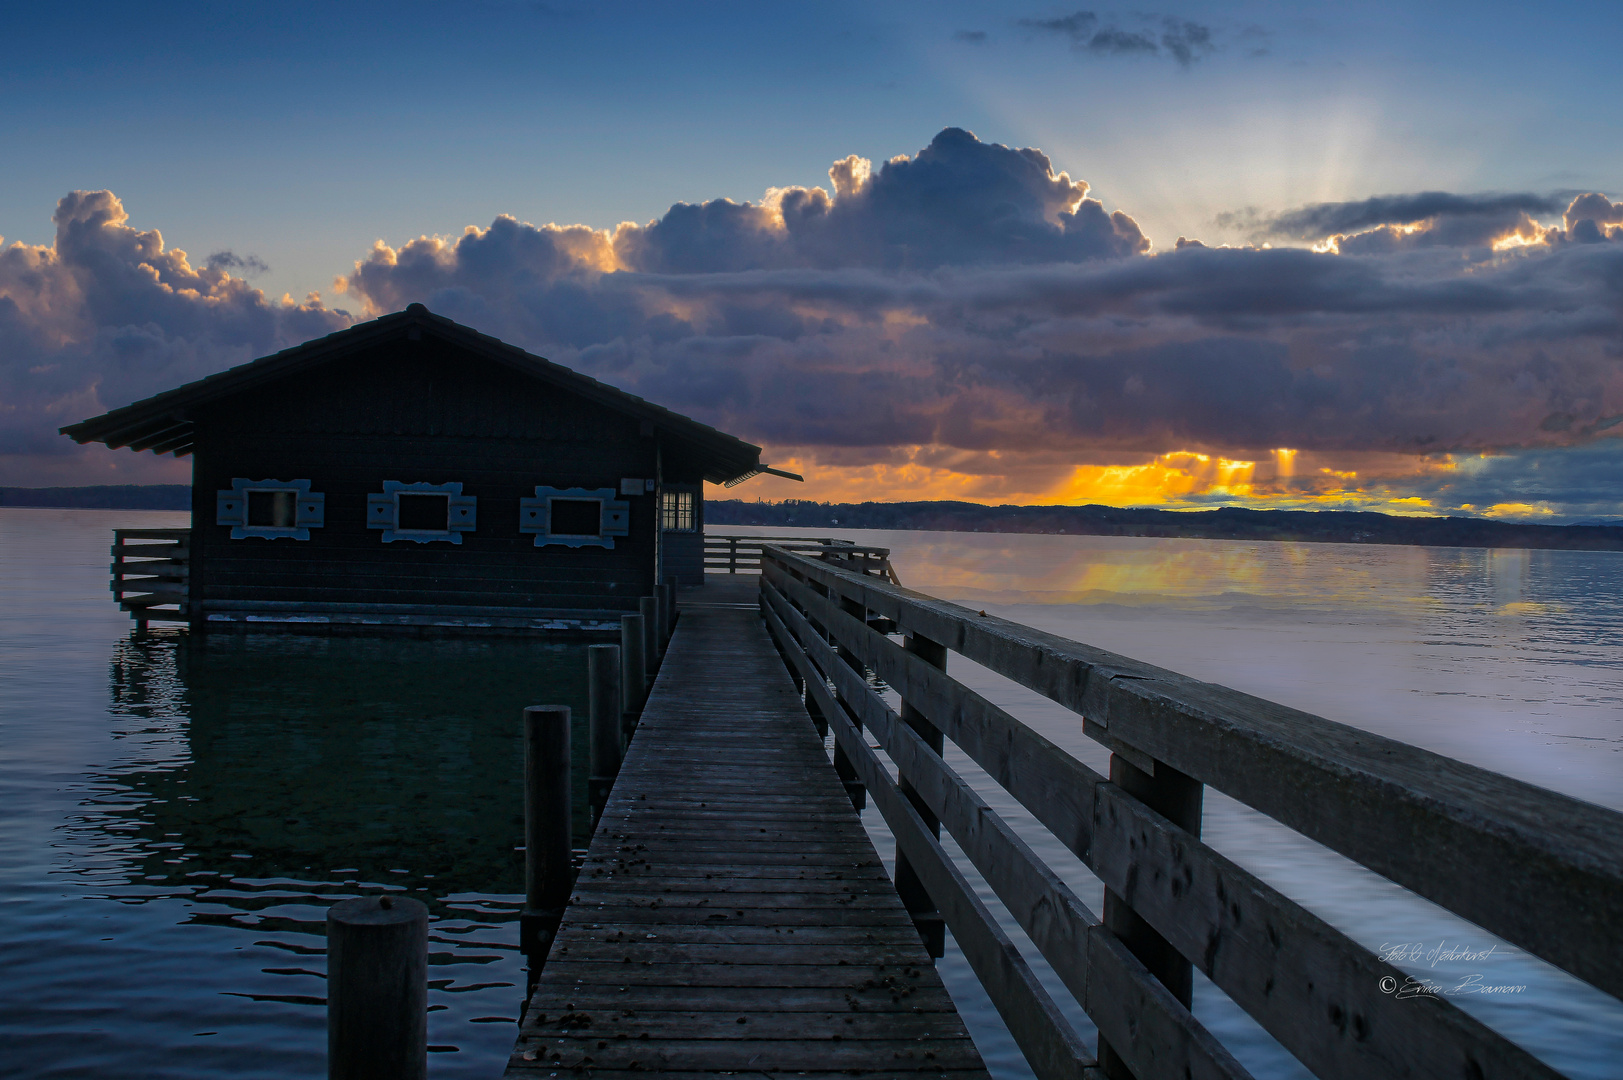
[952,29,988,44]
[1019,11,1216,67]
[12,131,1623,519]
[0,190,349,483]
[1227,191,1623,254]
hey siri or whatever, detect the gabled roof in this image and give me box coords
[62,303,777,486]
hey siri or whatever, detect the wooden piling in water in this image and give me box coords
[620,613,646,742]
[326,895,428,1080]
[520,705,571,960]
[587,645,622,823]
[640,595,660,671]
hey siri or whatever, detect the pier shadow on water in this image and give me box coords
[42,631,593,1079]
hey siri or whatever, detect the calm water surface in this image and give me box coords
[4,511,1621,1079]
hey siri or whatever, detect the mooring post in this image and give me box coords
[520,705,572,960]
[654,588,670,655]
[327,895,428,1080]
[1097,755,1203,1079]
[620,613,646,745]
[640,596,660,675]
[588,645,622,822]
[895,632,948,958]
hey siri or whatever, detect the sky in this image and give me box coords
[4,0,1623,519]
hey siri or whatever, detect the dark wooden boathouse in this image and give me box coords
[62,304,798,633]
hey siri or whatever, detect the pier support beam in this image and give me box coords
[588,645,623,824]
[520,705,572,961]
[1097,754,1202,1079]
[327,895,428,1080]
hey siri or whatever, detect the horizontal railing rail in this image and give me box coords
[704,533,900,583]
[112,528,191,628]
[758,543,1622,1080]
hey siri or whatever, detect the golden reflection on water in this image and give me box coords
[885,534,1439,611]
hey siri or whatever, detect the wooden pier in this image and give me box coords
[505,576,993,1079]
[500,543,1623,1080]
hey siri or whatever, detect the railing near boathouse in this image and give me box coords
[111,528,191,628]
[705,533,901,583]
[758,542,1623,1080]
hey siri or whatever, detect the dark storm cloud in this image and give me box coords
[10,130,1623,511]
[1019,11,1215,66]
[1258,192,1566,240]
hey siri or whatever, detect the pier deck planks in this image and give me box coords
[505,581,989,1080]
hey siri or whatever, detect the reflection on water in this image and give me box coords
[12,621,588,1079]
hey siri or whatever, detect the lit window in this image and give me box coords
[661,489,695,532]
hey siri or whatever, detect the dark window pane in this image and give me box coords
[247,490,296,528]
[398,493,449,531]
[550,499,601,536]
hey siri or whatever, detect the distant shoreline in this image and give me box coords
[7,486,1622,552]
[0,485,190,510]
[709,498,1623,552]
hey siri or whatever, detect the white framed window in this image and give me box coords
[367,481,477,544]
[661,489,695,532]
[216,478,324,540]
[520,486,631,548]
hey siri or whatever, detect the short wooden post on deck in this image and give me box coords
[894,632,948,958]
[1097,755,1203,1079]
[327,894,428,1080]
[520,705,572,960]
[588,645,622,822]
[620,613,646,742]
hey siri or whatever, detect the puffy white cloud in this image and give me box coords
[0,190,349,483]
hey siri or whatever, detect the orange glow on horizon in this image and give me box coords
[715,445,1466,517]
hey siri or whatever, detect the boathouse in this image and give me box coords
[62,304,797,633]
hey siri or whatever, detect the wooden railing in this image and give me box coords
[112,529,191,628]
[704,533,900,583]
[758,543,1623,1080]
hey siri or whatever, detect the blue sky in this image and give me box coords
[6,1,1623,516]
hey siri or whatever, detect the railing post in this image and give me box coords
[729,537,738,574]
[1097,755,1203,1079]
[327,895,428,1080]
[831,589,867,810]
[894,632,948,958]
[620,614,646,744]
[662,581,677,637]
[588,645,622,823]
[520,705,572,961]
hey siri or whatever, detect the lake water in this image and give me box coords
[3,510,1619,1079]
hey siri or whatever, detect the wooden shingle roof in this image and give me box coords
[61,304,777,486]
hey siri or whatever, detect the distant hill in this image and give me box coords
[708,499,1623,552]
[0,485,190,510]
